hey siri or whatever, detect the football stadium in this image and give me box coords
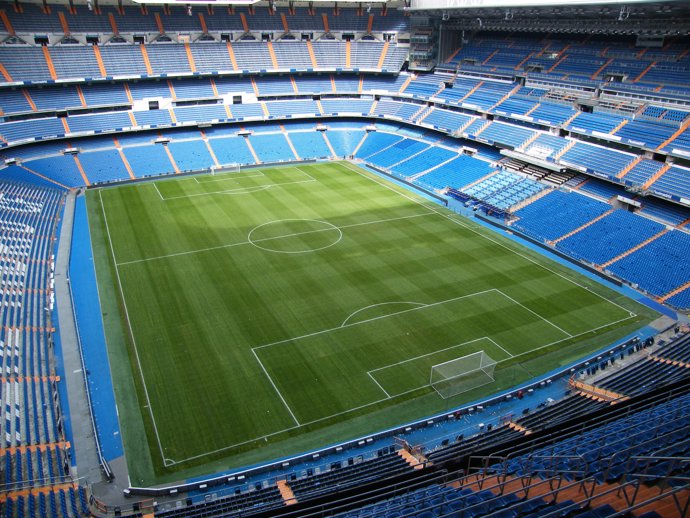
[0,0,689,515]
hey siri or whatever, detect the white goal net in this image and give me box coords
[210,163,240,175]
[430,350,497,399]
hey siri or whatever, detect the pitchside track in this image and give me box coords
[88,162,652,475]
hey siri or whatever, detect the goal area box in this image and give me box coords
[430,350,497,399]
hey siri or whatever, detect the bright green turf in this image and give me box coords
[87,162,656,482]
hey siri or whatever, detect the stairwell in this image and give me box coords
[599,229,668,269]
[553,140,576,160]
[550,208,615,245]
[657,118,690,151]
[615,155,642,179]
[568,379,629,403]
[414,106,434,123]
[408,153,461,181]
[642,163,671,190]
[658,279,690,304]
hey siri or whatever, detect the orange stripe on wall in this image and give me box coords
[154,12,165,34]
[57,11,70,34]
[76,86,87,107]
[0,63,13,82]
[108,12,119,34]
[92,45,107,77]
[123,83,134,103]
[21,89,36,111]
[184,42,197,72]
[226,42,239,71]
[0,10,15,35]
[140,45,154,75]
[198,13,208,33]
[72,155,91,186]
[240,12,249,32]
[41,46,58,80]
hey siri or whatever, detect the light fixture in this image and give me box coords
[618,5,630,21]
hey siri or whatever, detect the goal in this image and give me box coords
[430,350,497,399]
[210,163,241,175]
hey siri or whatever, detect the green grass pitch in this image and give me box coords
[87,161,656,482]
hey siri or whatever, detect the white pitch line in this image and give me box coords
[98,190,168,465]
[152,182,164,201]
[194,172,266,184]
[251,348,300,427]
[253,289,496,351]
[168,310,636,466]
[117,211,435,266]
[506,313,636,363]
[341,301,427,327]
[485,337,514,359]
[117,239,251,266]
[368,337,490,374]
[161,178,317,200]
[367,371,391,398]
[341,162,636,318]
[495,288,572,338]
[123,163,641,466]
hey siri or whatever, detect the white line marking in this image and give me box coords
[117,211,435,266]
[112,162,641,466]
[247,219,343,254]
[485,337,514,359]
[251,348,300,426]
[368,337,495,380]
[158,166,318,200]
[117,240,251,266]
[162,178,315,200]
[152,182,164,201]
[194,171,266,184]
[495,288,572,337]
[252,289,497,351]
[168,311,636,466]
[98,190,168,465]
[367,371,391,398]
[340,161,636,319]
[341,301,427,327]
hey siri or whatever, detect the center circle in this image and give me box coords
[247,219,343,254]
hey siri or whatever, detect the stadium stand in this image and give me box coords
[3,5,690,517]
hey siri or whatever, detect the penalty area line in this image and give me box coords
[367,371,391,398]
[340,162,636,319]
[494,288,572,338]
[169,312,635,467]
[251,348,301,427]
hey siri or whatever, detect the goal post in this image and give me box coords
[210,163,240,175]
[430,350,497,399]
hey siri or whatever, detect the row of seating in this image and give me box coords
[229,345,690,518]
[511,186,690,305]
[462,170,547,211]
[2,4,409,35]
[445,32,690,89]
[2,65,690,191]
[4,486,89,518]
[0,180,87,517]
[0,41,407,84]
[1,64,683,133]
[4,115,690,307]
